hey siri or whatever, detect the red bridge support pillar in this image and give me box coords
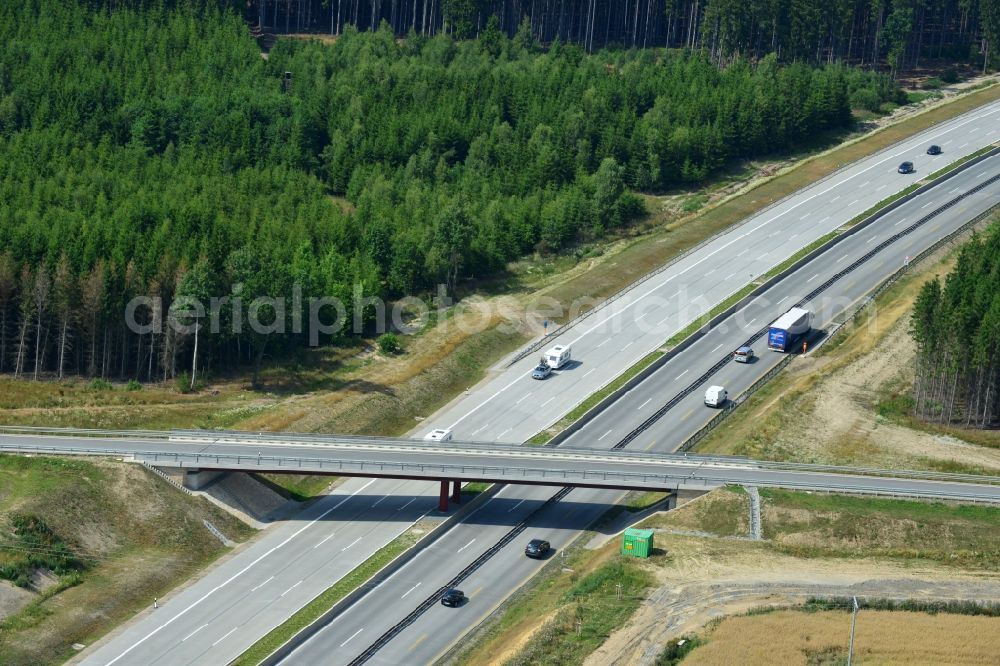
[451,480,461,505]
[439,480,449,512]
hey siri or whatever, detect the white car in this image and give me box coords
[424,428,453,442]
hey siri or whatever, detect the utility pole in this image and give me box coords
[847,596,859,666]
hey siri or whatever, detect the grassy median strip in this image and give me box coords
[231,528,423,666]
[925,143,998,181]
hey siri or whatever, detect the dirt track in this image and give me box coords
[587,535,1000,666]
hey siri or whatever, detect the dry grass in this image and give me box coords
[683,609,1000,666]
[688,231,1000,474]
[0,455,253,666]
[644,487,749,537]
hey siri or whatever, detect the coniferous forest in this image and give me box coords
[259,0,1000,74]
[911,223,1000,429]
[0,0,973,383]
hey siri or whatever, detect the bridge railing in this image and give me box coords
[0,441,998,503]
[2,425,999,486]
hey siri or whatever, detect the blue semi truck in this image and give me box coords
[767,307,812,352]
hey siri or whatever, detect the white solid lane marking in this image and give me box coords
[280,580,302,598]
[598,429,613,441]
[836,254,848,263]
[401,582,421,599]
[442,104,1000,433]
[807,274,819,283]
[676,369,689,381]
[638,398,652,410]
[102,478,378,664]
[251,575,274,591]
[457,539,476,553]
[313,533,336,549]
[711,343,724,353]
[397,498,417,511]
[212,627,237,647]
[341,537,362,552]
[182,625,208,642]
[340,628,363,648]
[508,498,528,513]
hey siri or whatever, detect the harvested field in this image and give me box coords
[682,609,1000,666]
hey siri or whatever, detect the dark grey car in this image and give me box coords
[440,588,465,607]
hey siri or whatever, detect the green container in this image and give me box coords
[621,528,654,558]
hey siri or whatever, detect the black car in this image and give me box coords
[897,161,915,174]
[440,588,465,607]
[524,539,551,558]
[926,145,942,155]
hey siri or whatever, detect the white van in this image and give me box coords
[424,428,453,442]
[704,386,727,407]
[543,344,572,369]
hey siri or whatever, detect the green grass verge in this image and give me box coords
[625,491,671,512]
[483,558,655,666]
[925,144,998,181]
[663,283,758,349]
[230,528,423,666]
[461,482,493,496]
[758,489,1000,569]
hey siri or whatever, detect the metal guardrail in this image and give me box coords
[4,427,999,486]
[619,158,1000,456]
[502,110,1000,368]
[2,442,998,502]
[673,173,1000,456]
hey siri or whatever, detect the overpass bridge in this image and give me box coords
[1,427,999,507]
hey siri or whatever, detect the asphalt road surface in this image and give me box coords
[4,434,996,498]
[66,101,1000,666]
[277,154,1000,666]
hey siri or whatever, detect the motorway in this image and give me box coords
[67,100,1000,666]
[277,155,1000,665]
